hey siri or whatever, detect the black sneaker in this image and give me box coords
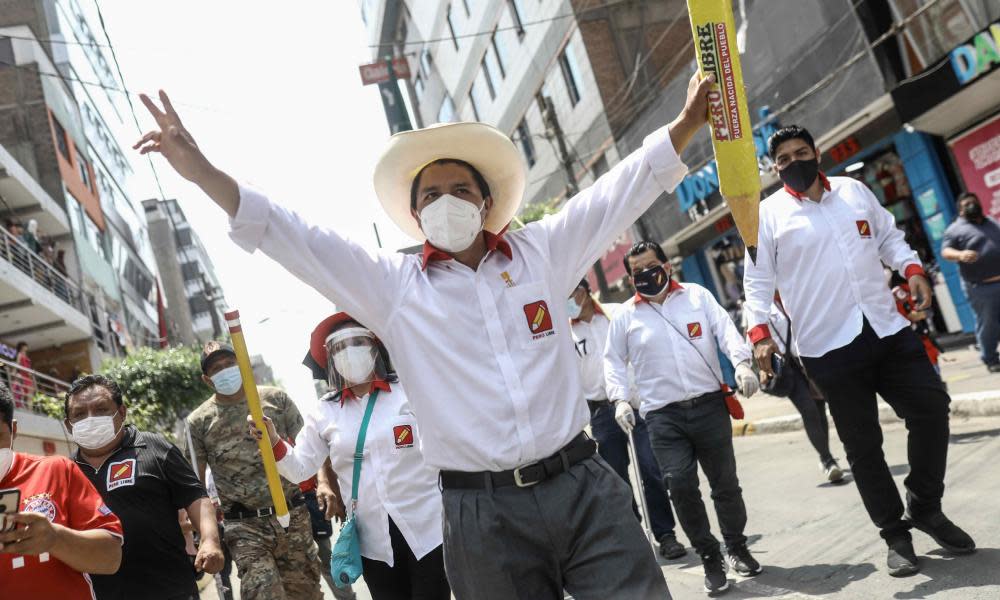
[905,509,976,554]
[886,539,920,577]
[988,363,1000,373]
[727,543,763,576]
[700,551,730,596]
[658,534,687,560]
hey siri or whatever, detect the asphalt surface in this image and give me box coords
[204,415,1000,600]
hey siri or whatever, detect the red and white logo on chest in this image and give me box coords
[687,322,703,339]
[856,220,872,238]
[107,458,137,490]
[393,424,414,449]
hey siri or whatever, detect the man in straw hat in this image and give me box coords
[135,71,713,599]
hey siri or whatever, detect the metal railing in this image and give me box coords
[0,226,85,313]
[0,357,71,413]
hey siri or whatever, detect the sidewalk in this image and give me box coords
[733,343,1000,436]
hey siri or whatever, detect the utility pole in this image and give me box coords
[541,95,611,298]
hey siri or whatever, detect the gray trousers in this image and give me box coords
[441,454,671,600]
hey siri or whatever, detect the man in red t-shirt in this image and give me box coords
[0,383,123,599]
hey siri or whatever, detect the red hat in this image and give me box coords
[309,312,357,366]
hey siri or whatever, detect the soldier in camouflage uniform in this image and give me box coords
[187,341,323,600]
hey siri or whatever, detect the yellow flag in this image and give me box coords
[687,0,760,261]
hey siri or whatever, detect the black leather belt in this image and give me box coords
[650,390,726,414]
[440,432,596,490]
[223,494,306,521]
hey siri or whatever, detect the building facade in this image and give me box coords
[143,198,227,345]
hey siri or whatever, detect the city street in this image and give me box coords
[201,413,1000,600]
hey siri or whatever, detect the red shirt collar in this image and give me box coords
[571,300,607,324]
[421,229,513,270]
[634,280,683,304]
[340,378,392,403]
[784,171,831,201]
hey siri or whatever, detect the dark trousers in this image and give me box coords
[590,403,677,539]
[644,394,748,556]
[801,321,951,544]
[442,454,671,600]
[784,368,835,465]
[965,279,1000,365]
[361,518,450,600]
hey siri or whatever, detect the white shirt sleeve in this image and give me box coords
[742,207,777,337]
[274,409,330,485]
[535,126,688,298]
[704,288,752,366]
[228,185,405,335]
[603,310,632,403]
[865,182,922,274]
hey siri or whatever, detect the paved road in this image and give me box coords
[203,415,1000,599]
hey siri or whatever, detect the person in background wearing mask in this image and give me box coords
[745,126,975,577]
[252,313,449,600]
[942,192,1000,372]
[743,293,844,483]
[567,278,686,560]
[187,341,324,600]
[605,241,762,596]
[65,374,223,599]
[0,382,124,599]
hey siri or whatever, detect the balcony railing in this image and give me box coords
[0,226,85,313]
[0,357,71,413]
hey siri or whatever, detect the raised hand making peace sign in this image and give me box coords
[134,90,240,216]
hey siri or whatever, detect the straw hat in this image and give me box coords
[373,122,527,242]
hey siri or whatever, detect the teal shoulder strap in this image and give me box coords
[351,389,380,503]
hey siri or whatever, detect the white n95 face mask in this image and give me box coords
[211,366,244,396]
[333,346,377,384]
[420,194,486,253]
[71,415,121,450]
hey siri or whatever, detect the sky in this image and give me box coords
[99,0,414,411]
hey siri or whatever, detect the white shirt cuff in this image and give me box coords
[228,185,271,254]
[642,125,688,193]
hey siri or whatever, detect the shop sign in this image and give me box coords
[829,136,862,164]
[677,108,780,214]
[949,21,1000,86]
[916,188,939,218]
[949,113,1000,217]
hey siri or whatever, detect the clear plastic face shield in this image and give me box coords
[325,326,388,392]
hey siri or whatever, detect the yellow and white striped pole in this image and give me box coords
[687,0,761,262]
[225,308,290,528]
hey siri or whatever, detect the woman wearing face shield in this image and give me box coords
[251,313,449,600]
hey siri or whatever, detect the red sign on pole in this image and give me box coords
[950,113,1000,218]
[359,57,411,86]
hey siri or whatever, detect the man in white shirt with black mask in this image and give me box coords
[605,241,761,597]
[744,125,976,577]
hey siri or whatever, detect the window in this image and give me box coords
[468,86,481,121]
[481,59,497,100]
[446,5,459,50]
[78,155,93,192]
[490,29,508,78]
[516,119,536,167]
[420,48,433,76]
[592,153,609,179]
[438,95,456,123]
[181,261,200,281]
[175,227,193,248]
[52,116,70,161]
[414,74,424,100]
[189,294,210,316]
[0,38,13,68]
[559,42,584,106]
[508,0,526,38]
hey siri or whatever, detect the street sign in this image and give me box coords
[359,57,411,85]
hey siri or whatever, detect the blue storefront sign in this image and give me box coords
[677,107,780,212]
[949,21,1000,86]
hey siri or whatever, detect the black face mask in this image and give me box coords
[962,203,984,221]
[633,265,670,297]
[778,158,819,193]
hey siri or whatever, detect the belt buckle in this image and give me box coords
[513,463,542,488]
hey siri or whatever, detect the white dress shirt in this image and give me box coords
[229,126,687,472]
[569,302,642,409]
[743,176,923,358]
[272,383,442,566]
[604,283,752,418]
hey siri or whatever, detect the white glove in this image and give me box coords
[614,401,636,433]
[735,361,760,397]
